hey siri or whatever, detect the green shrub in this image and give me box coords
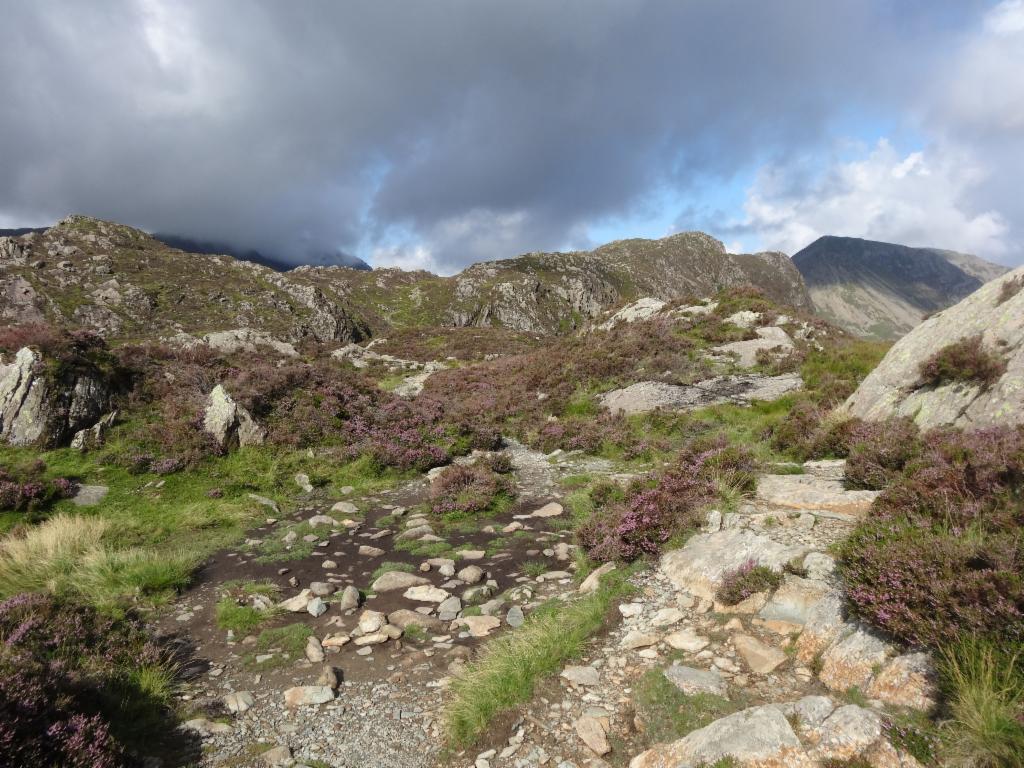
[715,559,782,605]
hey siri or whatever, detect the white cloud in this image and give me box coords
[739,139,1009,258]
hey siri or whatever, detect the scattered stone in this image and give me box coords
[337,585,361,612]
[664,628,710,653]
[578,562,616,594]
[456,615,501,637]
[506,605,525,628]
[331,500,358,515]
[307,514,337,528]
[294,473,313,493]
[531,502,563,518]
[305,636,325,662]
[620,630,659,650]
[279,589,312,612]
[261,745,292,767]
[359,545,385,557]
[457,565,484,584]
[309,581,336,597]
[561,665,600,687]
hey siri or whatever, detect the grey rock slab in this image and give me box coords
[842,265,1024,430]
[72,484,108,506]
[600,372,803,416]
[756,473,879,520]
[663,665,728,698]
[371,571,430,593]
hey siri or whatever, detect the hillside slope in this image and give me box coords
[792,235,1008,339]
[0,215,811,340]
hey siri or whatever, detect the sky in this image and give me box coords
[1,0,1022,273]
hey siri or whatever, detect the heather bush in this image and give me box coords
[429,463,516,520]
[0,459,77,518]
[0,593,179,766]
[918,335,1007,390]
[844,417,921,490]
[577,437,757,562]
[838,426,1024,647]
[715,558,782,605]
[997,273,1024,306]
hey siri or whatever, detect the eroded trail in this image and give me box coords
[158,443,630,768]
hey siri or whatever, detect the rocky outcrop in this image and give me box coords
[793,235,1008,339]
[0,347,112,447]
[202,384,266,450]
[843,266,1024,429]
[600,373,803,416]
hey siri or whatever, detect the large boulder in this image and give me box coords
[0,347,112,447]
[843,266,1024,429]
[203,384,266,449]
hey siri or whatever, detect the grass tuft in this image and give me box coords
[444,565,636,747]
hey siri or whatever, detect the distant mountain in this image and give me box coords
[150,233,371,272]
[0,214,812,341]
[792,236,1009,339]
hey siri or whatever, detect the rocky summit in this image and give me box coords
[0,216,1020,768]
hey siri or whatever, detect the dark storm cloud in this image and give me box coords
[0,0,979,271]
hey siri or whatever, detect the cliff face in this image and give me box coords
[793,235,1009,340]
[0,216,811,340]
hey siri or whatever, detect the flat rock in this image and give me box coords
[810,705,883,762]
[663,665,728,697]
[756,474,879,520]
[561,665,600,687]
[530,502,563,518]
[404,585,450,603]
[372,571,430,593]
[712,326,794,368]
[758,574,832,625]
[660,528,805,600]
[279,589,312,612]
[222,691,255,714]
[601,373,802,416]
[307,514,337,528]
[865,652,937,712]
[71,484,108,506]
[629,704,807,768]
[578,562,616,594]
[664,628,710,653]
[387,609,444,633]
[733,634,787,674]
[456,615,501,637]
[457,565,484,584]
[620,630,659,650]
[358,545,385,557]
[331,501,358,515]
[283,685,335,707]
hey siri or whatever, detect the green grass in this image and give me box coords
[631,667,737,746]
[521,560,548,578]
[215,598,278,634]
[221,578,280,596]
[245,623,314,668]
[250,521,320,563]
[444,563,638,747]
[939,637,1024,767]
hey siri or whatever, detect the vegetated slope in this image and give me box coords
[0,215,811,341]
[792,235,1008,340]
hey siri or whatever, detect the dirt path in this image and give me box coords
[157,443,632,768]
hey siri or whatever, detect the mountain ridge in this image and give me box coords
[792,235,1009,339]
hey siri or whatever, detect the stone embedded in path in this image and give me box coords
[279,589,312,612]
[457,565,484,584]
[755,474,880,521]
[337,585,361,612]
[306,597,327,617]
[574,715,611,756]
[309,581,336,597]
[733,634,787,674]
[819,627,891,693]
[809,704,883,762]
[394,525,434,542]
[629,704,807,768]
[438,596,462,620]
[794,592,847,663]
[404,584,450,603]
[620,630,659,650]
[222,691,255,714]
[506,605,525,627]
[561,665,600,687]
[664,628,710,653]
[457,549,485,560]
[660,528,805,601]
[358,545,385,557]
[530,502,563,518]
[261,745,292,767]
[307,514,337,528]
[283,685,335,707]
[371,571,430,593]
[388,609,444,633]
[758,575,832,625]
[357,610,386,634]
[331,500,358,515]
[456,615,501,637]
[650,607,685,627]
[663,665,728,698]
